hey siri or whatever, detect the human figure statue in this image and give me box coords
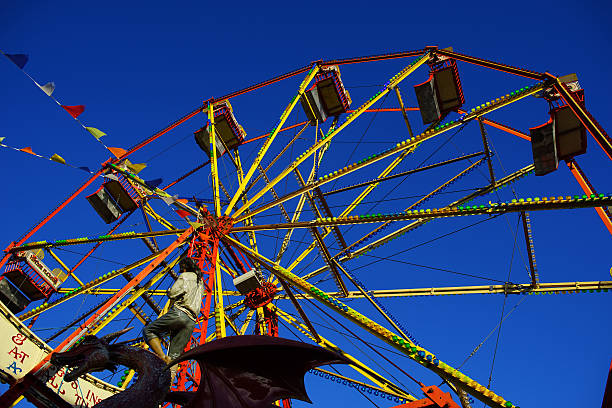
[142,256,204,379]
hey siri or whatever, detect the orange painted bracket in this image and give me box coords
[566,160,612,235]
[392,385,460,408]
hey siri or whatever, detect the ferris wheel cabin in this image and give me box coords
[530,74,587,176]
[86,174,140,224]
[0,249,67,313]
[194,100,247,157]
[300,65,352,125]
[414,56,465,124]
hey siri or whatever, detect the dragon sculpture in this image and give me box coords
[50,329,348,408]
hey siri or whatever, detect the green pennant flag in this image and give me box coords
[85,127,106,140]
[50,153,66,164]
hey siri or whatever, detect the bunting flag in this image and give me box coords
[50,153,66,164]
[62,105,85,119]
[161,195,178,206]
[0,138,95,174]
[124,159,147,174]
[105,174,119,181]
[144,178,163,189]
[3,50,120,156]
[85,127,106,140]
[39,82,55,96]
[187,221,204,229]
[6,53,28,69]
[175,210,191,218]
[108,147,127,159]
[176,198,189,205]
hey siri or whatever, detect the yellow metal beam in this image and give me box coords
[272,304,415,401]
[209,103,222,216]
[274,281,612,298]
[47,248,84,286]
[234,81,545,225]
[214,249,227,338]
[226,236,523,408]
[19,250,168,321]
[233,55,430,219]
[225,65,321,215]
[87,256,183,336]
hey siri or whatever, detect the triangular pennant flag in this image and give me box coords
[78,166,92,173]
[187,221,204,229]
[0,137,5,143]
[62,105,85,119]
[20,146,35,155]
[39,82,55,96]
[161,196,175,206]
[175,210,191,218]
[105,174,119,181]
[6,54,28,69]
[144,178,163,189]
[125,159,147,174]
[50,153,66,164]
[176,198,189,205]
[108,147,127,159]
[85,127,106,140]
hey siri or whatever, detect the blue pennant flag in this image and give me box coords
[78,166,92,173]
[144,178,163,189]
[6,54,29,69]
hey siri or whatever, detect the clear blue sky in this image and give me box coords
[1,1,610,407]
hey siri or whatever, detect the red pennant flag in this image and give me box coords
[108,147,127,159]
[62,105,85,119]
[20,146,35,155]
[175,210,191,218]
[176,199,189,205]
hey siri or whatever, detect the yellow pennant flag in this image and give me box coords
[50,153,66,165]
[125,159,147,174]
[188,221,204,229]
[85,127,107,140]
[0,137,5,143]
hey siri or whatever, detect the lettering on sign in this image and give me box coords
[22,251,60,288]
[6,361,22,375]
[8,346,29,363]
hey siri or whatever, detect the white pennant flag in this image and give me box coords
[39,82,56,96]
[161,194,178,206]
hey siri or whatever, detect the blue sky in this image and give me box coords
[1,1,611,407]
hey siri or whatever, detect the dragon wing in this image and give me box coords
[167,335,348,408]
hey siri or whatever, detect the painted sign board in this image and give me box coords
[0,302,119,407]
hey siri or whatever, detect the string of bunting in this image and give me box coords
[0,136,94,174]
[1,50,127,159]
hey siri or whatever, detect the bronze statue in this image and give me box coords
[51,329,347,408]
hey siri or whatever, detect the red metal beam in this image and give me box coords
[0,170,103,270]
[566,160,612,235]
[550,76,612,161]
[214,64,312,102]
[241,121,309,145]
[602,359,612,408]
[435,47,546,80]
[322,49,426,66]
[457,109,531,141]
[119,107,203,161]
[0,228,193,406]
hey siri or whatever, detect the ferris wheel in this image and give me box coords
[0,46,610,408]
